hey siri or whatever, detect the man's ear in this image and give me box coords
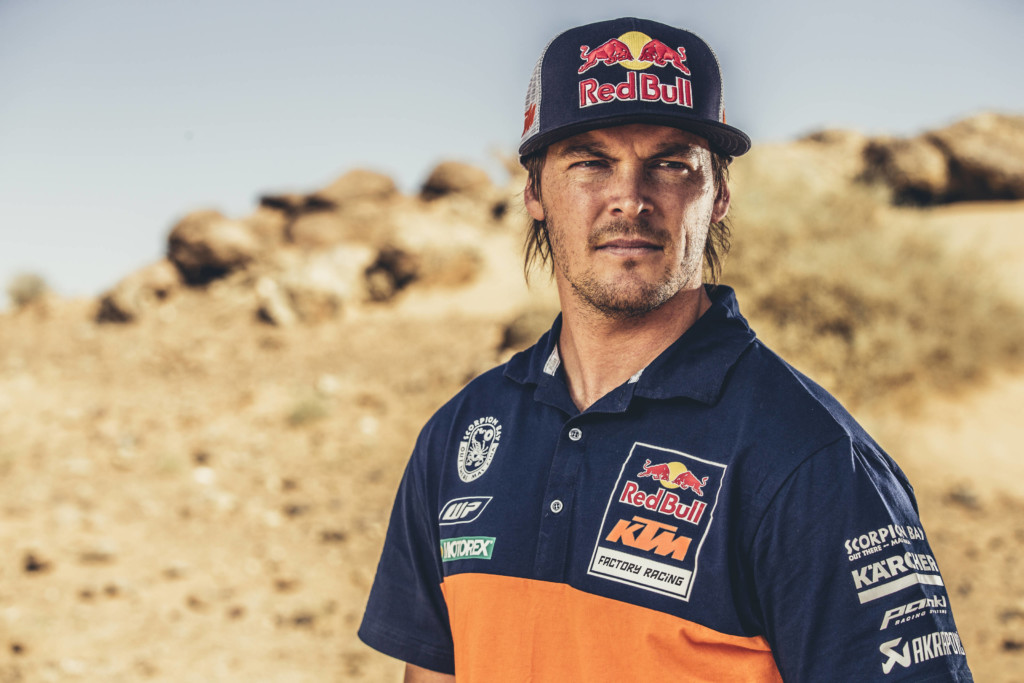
[524,181,545,222]
[711,180,731,223]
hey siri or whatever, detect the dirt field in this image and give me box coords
[1,187,1022,680]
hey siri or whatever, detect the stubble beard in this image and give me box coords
[549,217,706,320]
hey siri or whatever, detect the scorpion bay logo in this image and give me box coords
[457,417,502,483]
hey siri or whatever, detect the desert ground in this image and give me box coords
[1,118,1023,682]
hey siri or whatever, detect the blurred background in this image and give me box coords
[2,0,1023,301]
[1,1,1023,681]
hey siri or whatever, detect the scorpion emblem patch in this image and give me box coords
[457,417,502,483]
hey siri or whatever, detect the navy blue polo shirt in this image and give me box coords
[359,286,972,681]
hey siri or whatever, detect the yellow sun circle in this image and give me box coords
[617,31,654,70]
[660,461,689,489]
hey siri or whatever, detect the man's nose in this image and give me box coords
[607,166,652,218]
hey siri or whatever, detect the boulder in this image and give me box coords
[257,244,378,324]
[862,136,951,204]
[167,210,261,285]
[311,169,398,208]
[96,259,182,323]
[5,273,49,309]
[286,211,354,248]
[930,113,1024,201]
[243,206,290,243]
[420,161,493,201]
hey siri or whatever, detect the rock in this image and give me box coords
[420,161,493,201]
[286,211,355,248]
[243,206,290,243]
[311,169,398,207]
[23,551,52,574]
[365,247,420,301]
[862,136,951,204]
[96,259,182,323]
[256,277,299,326]
[167,210,261,285]
[413,246,482,288]
[258,244,378,323]
[5,273,49,309]
[258,193,308,215]
[930,113,1024,201]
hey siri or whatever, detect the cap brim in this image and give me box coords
[519,113,751,159]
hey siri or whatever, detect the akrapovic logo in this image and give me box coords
[440,536,495,562]
[880,631,965,674]
[438,496,492,525]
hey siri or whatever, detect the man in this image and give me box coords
[359,18,973,682]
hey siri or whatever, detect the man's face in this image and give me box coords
[524,124,730,318]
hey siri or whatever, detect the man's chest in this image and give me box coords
[432,404,745,621]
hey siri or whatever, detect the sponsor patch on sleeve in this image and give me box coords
[587,442,726,601]
[844,524,945,604]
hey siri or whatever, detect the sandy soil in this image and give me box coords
[0,199,1021,682]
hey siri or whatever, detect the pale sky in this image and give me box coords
[2,0,1021,303]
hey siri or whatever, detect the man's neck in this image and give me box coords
[557,285,712,412]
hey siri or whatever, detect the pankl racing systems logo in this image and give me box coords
[577,31,693,110]
[589,443,726,601]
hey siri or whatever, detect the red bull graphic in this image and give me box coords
[578,39,634,73]
[637,459,671,481]
[619,480,706,524]
[637,459,708,496]
[672,470,707,496]
[522,103,537,136]
[579,72,692,109]
[589,442,727,601]
[637,39,691,74]
[576,30,694,110]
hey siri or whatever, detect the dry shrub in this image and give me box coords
[723,177,1024,409]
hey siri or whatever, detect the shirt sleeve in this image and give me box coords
[358,429,456,675]
[750,437,973,682]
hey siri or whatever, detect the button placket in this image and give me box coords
[534,421,588,581]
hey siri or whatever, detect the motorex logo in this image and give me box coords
[440,536,495,562]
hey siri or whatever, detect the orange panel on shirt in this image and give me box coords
[440,573,782,682]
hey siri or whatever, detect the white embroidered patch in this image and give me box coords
[457,417,502,483]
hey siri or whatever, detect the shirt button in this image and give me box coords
[550,500,563,514]
[568,428,582,441]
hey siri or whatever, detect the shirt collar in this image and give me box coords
[504,286,756,407]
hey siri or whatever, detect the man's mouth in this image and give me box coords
[595,238,663,255]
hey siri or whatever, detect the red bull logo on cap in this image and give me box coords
[578,30,693,109]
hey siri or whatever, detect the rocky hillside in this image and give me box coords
[1,114,1023,682]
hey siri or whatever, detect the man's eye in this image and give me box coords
[656,160,690,170]
[572,159,605,168]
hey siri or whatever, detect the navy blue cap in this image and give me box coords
[519,18,750,159]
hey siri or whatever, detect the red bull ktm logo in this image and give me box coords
[578,31,693,109]
[606,515,692,561]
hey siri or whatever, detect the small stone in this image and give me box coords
[320,529,347,544]
[23,552,52,574]
[78,542,117,565]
